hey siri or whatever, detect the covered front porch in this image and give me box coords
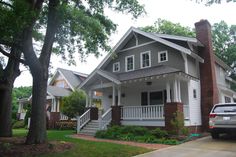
[81,69,196,128]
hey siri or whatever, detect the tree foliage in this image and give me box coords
[212,21,236,69]
[197,0,236,5]
[141,19,195,37]
[0,0,145,143]
[61,90,86,119]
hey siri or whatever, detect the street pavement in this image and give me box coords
[135,135,236,157]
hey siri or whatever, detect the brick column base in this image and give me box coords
[164,102,183,131]
[111,106,121,125]
[87,107,98,120]
[48,112,60,129]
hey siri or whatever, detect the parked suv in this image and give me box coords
[209,103,236,139]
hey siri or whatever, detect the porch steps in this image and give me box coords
[79,120,100,136]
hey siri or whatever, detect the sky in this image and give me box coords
[14,0,236,87]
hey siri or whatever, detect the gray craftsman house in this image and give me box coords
[77,20,236,136]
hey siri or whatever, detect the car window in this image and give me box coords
[213,104,236,113]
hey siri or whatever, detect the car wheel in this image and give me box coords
[211,131,219,139]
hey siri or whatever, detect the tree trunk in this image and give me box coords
[0,85,13,137]
[0,46,21,137]
[26,70,48,144]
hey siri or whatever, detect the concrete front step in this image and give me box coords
[79,120,101,136]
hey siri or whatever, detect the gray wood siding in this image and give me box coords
[104,42,185,73]
[187,56,199,78]
[123,34,154,49]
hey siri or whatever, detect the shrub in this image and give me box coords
[12,121,25,129]
[120,133,135,141]
[151,128,168,138]
[134,135,156,143]
[181,127,190,136]
[55,121,76,130]
[120,126,149,136]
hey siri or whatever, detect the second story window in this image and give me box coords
[125,55,134,72]
[113,62,120,72]
[158,51,168,63]
[141,51,151,68]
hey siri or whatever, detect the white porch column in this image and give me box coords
[118,86,121,106]
[177,80,181,102]
[112,84,116,106]
[18,102,22,113]
[51,98,55,112]
[56,98,60,112]
[89,90,93,107]
[85,92,89,108]
[173,79,178,102]
[166,82,171,103]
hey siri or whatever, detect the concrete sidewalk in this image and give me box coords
[135,136,236,157]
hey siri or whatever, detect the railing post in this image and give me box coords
[98,110,102,130]
[77,116,81,133]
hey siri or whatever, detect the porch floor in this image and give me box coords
[71,134,170,150]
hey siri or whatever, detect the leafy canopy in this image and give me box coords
[141,19,195,37]
[61,90,86,118]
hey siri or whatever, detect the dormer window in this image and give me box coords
[141,51,151,68]
[113,62,120,72]
[158,51,168,63]
[125,55,134,72]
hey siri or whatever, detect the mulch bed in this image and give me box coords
[0,137,73,157]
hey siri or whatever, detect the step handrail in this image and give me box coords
[99,108,112,130]
[77,109,90,133]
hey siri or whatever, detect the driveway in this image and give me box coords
[135,135,236,157]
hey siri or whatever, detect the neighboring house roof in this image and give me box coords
[49,68,88,91]
[47,85,71,97]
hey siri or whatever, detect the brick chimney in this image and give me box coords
[195,20,219,131]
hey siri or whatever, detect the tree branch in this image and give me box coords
[0,1,13,8]
[0,47,26,65]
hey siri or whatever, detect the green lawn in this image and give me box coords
[13,129,150,157]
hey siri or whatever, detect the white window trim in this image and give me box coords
[158,50,168,63]
[125,55,135,72]
[140,51,151,69]
[113,62,120,72]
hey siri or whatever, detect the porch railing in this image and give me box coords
[60,113,69,120]
[121,105,164,120]
[99,108,112,130]
[77,109,90,133]
[183,105,189,119]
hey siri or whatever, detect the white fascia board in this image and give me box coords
[58,69,75,91]
[97,27,135,69]
[133,28,204,63]
[78,68,98,89]
[48,69,59,85]
[96,70,121,85]
[79,27,135,90]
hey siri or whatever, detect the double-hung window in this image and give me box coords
[125,55,134,71]
[113,62,120,72]
[141,51,151,68]
[158,51,168,63]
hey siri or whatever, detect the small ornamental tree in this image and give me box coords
[61,90,86,119]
